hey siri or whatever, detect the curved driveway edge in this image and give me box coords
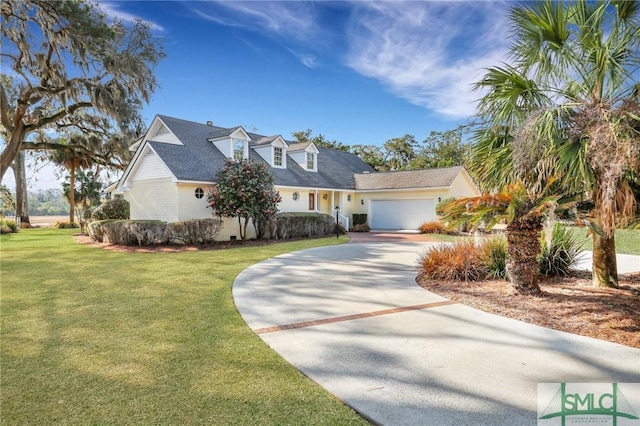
[233,242,640,425]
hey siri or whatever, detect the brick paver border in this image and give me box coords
[254,300,458,335]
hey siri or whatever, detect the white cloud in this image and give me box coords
[95,1,166,32]
[189,1,320,42]
[187,0,513,118]
[344,1,511,118]
[188,1,325,67]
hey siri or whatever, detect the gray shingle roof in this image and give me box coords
[287,142,311,152]
[148,115,375,189]
[354,166,464,190]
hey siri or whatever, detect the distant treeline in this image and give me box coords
[2,188,70,216]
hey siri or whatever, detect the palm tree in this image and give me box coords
[440,182,558,295]
[470,0,640,288]
[50,135,98,224]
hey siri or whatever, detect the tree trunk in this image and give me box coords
[590,178,620,288]
[0,118,26,181]
[505,216,543,295]
[69,164,76,223]
[13,151,30,227]
[592,224,618,288]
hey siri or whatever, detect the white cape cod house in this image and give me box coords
[109,115,479,240]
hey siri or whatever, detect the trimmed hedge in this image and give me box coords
[88,218,222,246]
[266,213,336,240]
[91,199,130,221]
[352,214,367,226]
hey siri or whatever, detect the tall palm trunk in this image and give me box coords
[591,178,620,288]
[592,214,618,288]
[505,216,543,295]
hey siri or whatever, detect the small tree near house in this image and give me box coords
[206,159,282,240]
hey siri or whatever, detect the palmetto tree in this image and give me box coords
[50,135,98,223]
[470,0,640,288]
[440,182,558,295]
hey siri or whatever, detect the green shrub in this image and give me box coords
[539,223,582,276]
[351,223,370,232]
[88,219,222,246]
[170,219,223,244]
[481,236,508,279]
[352,214,367,226]
[91,199,130,221]
[52,221,79,229]
[0,219,19,234]
[267,213,335,240]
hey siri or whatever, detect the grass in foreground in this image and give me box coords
[0,229,366,425]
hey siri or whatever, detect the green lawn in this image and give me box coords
[567,226,640,255]
[428,227,640,255]
[0,229,367,425]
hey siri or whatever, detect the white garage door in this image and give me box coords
[370,199,435,230]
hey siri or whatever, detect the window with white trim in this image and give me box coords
[274,146,283,166]
[306,152,315,170]
[233,139,245,161]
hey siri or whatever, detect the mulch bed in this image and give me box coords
[417,272,640,348]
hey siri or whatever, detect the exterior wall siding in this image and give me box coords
[127,178,179,222]
[177,184,214,221]
[133,151,173,180]
[124,170,478,239]
[449,173,480,198]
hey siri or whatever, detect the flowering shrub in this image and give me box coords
[207,159,281,239]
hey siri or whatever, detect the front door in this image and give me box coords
[308,192,315,211]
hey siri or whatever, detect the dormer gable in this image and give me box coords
[251,135,289,168]
[289,142,319,172]
[208,126,252,161]
[145,116,183,146]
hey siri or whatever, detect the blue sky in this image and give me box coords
[5,0,513,191]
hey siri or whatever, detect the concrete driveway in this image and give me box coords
[233,241,640,425]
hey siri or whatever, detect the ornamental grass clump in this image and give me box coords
[417,237,508,282]
[417,241,486,281]
[481,236,508,279]
[419,221,444,234]
[0,219,19,234]
[539,223,583,276]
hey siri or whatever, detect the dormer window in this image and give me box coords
[274,146,283,166]
[233,139,245,161]
[306,152,315,170]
